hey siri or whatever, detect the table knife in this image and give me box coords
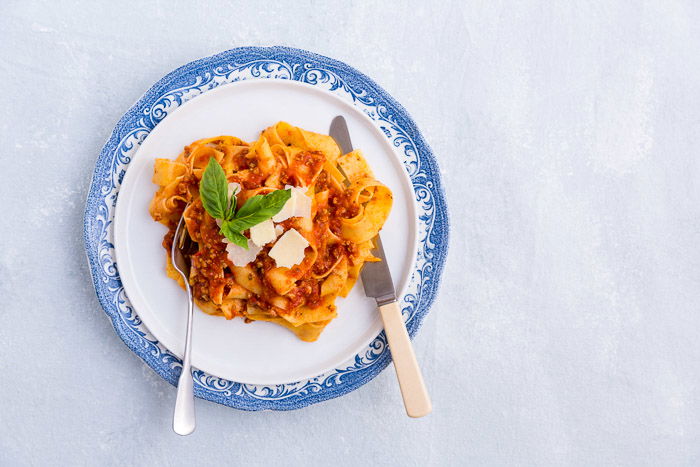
[329,116,432,418]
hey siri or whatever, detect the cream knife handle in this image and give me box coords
[378,301,432,418]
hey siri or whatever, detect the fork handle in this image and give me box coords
[173,291,196,435]
[378,301,432,418]
[173,364,194,434]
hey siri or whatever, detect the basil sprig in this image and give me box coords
[200,158,229,219]
[200,158,291,249]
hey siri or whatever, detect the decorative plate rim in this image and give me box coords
[83,46,450,411]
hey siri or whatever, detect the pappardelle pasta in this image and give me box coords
[149,122,392,342]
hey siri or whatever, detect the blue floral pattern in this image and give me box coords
[83,47,449,411]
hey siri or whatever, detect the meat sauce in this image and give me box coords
[164,149,360,314]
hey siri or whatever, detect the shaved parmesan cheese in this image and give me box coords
[226,240,261,266]
[292,187,312,219]
[272,192,296,222]
[227,182,241,198]
[272,185,313,222]
[249,219,276,247]
[274,224,284,237]
[268,228,309,268]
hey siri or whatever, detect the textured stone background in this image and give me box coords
[2,1,699,465]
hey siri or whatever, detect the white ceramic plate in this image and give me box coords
[114,79,418,385]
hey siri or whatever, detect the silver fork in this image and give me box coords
[170,214,196,435]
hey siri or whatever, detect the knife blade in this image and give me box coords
[329,116,396,306]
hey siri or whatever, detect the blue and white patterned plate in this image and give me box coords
[83,46,449,410]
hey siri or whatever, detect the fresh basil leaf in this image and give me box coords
[228,189,291,232]
[233,194,263,218]
[225,189,238,221]
[200,158,228,220]
[220,221,249,249]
